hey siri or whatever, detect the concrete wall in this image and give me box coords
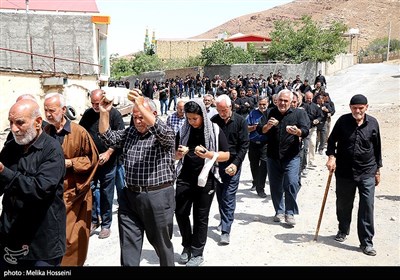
[0,12,98,75]
[0,72,98,131]
[0,11,104,131]
[124,53,355,88]
[323,53,355,76]
[204,61,318,81]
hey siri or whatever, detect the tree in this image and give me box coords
[200,39,259,66]
[131,52,162,74]
[267,15,348,63]
[110,52,163,80]
[110,56,132,80]
[365,37,400,55]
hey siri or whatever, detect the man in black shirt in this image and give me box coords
[211,94,249,245]
[0,99,66,267]
[79,89,125,239]
[314,70,327,89]
[258,89,309,227]
[326,94,382,257]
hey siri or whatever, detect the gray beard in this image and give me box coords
[13,125,37,145]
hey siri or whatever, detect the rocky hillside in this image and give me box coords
[192,0,400,51]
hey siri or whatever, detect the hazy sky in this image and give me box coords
[96,0,293,56]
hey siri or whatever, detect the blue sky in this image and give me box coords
[96,0,293,56]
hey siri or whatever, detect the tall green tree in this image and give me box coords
[110,55,132,80]
[200,39,258,65]
[267,15,348,63]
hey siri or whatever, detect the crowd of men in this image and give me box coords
[0,69,382,267]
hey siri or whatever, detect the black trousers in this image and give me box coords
[175,176,216,257]
[248,141,268,193]
[335,176,375,247]
[118,185,175,266]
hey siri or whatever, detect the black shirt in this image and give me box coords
[258,107,310,160]
[326,113,382,180]
[211,112,249,167]
[79,107,124,167]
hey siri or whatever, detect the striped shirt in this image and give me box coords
[100,118,176,186]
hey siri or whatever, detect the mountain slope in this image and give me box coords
[192,0,400,50]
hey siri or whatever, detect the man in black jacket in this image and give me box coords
[258,89,309,227]
[0,99,66,267]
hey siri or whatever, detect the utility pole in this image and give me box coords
[387,21,391,61]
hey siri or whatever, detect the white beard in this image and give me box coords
[13,125,37,145]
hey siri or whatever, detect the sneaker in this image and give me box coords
[318,150,324,155]
[98,228,111,239]
[186,256,204,266]
[360,245,376,256]
[273,213,285,222]
[179,247,191,264]
[90,223,100,236]
[250,186,256,191]
[257,191,267,198]
[285,214,296,226]
[334,231,347,242]
[220,233,230,245]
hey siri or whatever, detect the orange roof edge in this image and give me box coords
[92,15,110,24]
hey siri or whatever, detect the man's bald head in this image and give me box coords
[10,99,41,119]
[15,94,37,103]
[90,89,105,113]
[91,89,105,99]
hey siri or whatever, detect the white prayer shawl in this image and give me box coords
[176,98,221,185]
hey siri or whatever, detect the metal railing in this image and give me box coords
[0,37,101,75]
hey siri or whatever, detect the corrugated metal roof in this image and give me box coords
[224,34,271,42]
[0,0,99,13]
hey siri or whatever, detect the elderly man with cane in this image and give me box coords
[325,94,382,256]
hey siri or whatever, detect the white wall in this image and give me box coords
[0,73,98,131]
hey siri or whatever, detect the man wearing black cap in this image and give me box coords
[325,94,382,256]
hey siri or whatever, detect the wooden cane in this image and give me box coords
[314,171,334,241]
